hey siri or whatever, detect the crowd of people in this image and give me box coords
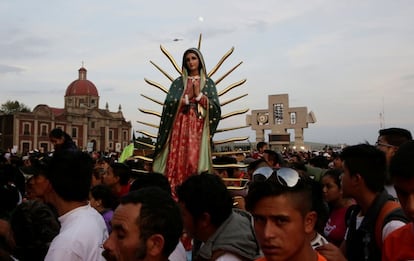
[0,126,413,261]
[1,44,414,261]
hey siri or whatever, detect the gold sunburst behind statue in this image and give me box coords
[137,34,251,157]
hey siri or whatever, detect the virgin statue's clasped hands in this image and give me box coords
[188,76,201,100]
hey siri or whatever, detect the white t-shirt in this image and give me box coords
[45,204,108,261]
[169,241,187,261]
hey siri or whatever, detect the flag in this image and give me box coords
[119,143,134,163]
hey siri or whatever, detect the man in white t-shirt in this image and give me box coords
[44,151,108,261]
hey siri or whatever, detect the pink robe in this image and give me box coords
[166,78,208,195]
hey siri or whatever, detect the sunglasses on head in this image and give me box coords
[254,167,301,188]
[252,166,273,181]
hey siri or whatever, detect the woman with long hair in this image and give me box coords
[321,169,354,246]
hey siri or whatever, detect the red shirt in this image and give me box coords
[324,206,349,246]
[117,183,131,198]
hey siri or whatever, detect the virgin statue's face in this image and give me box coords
[185,52,200,75]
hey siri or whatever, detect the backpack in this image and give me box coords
[345,196,408,260]
[374,200,406,248]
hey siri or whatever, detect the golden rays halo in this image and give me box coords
[137,34,250,151]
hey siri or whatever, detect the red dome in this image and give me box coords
[65,67,99,97]
[65,80,98,96]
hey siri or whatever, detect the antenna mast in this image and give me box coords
[379,97,385,129]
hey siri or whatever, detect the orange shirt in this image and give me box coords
[382,222,414,261]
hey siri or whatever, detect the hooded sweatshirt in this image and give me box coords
[196,209,262,261]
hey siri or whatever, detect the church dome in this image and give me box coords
[65,67,99,97]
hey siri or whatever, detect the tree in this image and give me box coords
[0,100,31,114]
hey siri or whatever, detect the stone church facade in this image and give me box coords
[0,67,131,154]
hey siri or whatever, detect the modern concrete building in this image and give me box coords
[0,67,131,154]
[246,94,316,151]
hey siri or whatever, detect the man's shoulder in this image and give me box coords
[385,222,414,243]
[229,209,254,230]
[74,205,107,223]
[199,210,260,260]
[383,223,414,260]
[60,206,107,238]
[346,194,406,225]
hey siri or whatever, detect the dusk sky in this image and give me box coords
[1,0,413,146]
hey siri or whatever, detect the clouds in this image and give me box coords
[0,26,51,61]
[0,64,25,74]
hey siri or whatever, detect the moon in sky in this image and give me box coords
[198,16,204,22]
